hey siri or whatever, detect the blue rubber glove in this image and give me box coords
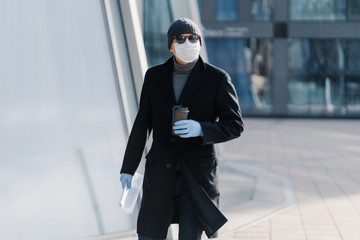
[120,173,132,189]
[173,119,203,138]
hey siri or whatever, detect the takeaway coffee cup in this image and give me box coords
[172,105,189,135]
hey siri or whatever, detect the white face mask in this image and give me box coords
[174,40,201,63]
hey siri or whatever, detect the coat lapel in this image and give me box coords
[160,57,177,108]
[177,57,207,106]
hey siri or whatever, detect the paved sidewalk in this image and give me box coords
[82,118,360,240]
[220,118,360,240]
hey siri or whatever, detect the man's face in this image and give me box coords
[170,33,200,55]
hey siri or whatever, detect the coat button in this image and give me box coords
[170,137,176,143]
[166,163,172,168]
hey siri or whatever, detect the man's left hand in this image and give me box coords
[173,119,203,138]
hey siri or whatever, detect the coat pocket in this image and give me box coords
[197,156,218,168]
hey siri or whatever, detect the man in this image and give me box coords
[120,18,244,240]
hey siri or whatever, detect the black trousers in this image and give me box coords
[138,170,203,240]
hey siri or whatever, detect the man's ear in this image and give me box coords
[169,44,175,54]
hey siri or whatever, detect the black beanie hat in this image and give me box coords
[167,18,202,49]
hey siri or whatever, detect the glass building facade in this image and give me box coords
[290,0,359,20]
[198,0,360,117]
[288,39,360,115]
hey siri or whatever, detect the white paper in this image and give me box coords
[119,172,144,214]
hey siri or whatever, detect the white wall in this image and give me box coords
[0,0,136,239]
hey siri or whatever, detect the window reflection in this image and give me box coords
[252,0,273,20]
[289,0,360,20]
[216,0,238,21]
[143,0,173,67]
[206,38,273,114]
[288,39,360,115]
[347,0,360,20]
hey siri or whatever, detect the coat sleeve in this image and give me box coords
[120,72,152,175]
[200,72,244,145]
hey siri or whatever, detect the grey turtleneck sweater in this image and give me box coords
[173,57,198,102]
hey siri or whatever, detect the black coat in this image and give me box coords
[120,56,244,239]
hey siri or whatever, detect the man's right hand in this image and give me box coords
[120,173,133,189]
